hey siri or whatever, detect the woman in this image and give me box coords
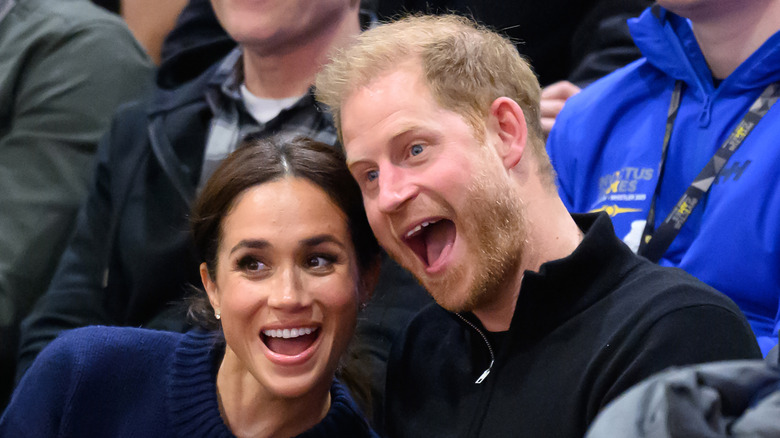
[0,137,381,437]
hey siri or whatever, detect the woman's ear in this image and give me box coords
[358,256,383,307]
[200,262,220,311]
[489,97,528,171]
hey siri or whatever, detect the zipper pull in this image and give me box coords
[475,359,494,384]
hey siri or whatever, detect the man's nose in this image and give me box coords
[376,166,416,213]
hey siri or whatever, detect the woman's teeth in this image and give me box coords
[262,327,314,339]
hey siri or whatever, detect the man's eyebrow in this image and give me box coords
[300,234,347,250]
[229,239,270,255]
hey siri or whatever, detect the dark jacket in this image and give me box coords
[383,213,761,438]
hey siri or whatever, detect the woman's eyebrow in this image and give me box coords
[300,234,347,250]
[229,239,270,255]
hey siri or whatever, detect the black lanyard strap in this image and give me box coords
[638,81,780,263]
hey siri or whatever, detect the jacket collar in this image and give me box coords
[457,213,640,346]
[148,45,241,117]
[507,213,640,344]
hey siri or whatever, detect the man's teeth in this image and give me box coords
[263,327,314,338]
[406,220,439,238]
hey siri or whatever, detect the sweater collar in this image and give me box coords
[167,330,232,437]
[167,330,374,437]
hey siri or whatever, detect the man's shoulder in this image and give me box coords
[607,255,746,323]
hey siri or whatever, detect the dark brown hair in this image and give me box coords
[187,135,380,330]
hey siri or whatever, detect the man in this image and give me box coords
[546,2,780,355]
[16,0,429,415]
[315,15,762,437]
[0,0,153,406]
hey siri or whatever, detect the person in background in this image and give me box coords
[0,0,153,408]
[1,136,381,438]
[376,0,652,134]
[547,1,780,355]
[120,0,189,65]
[315,14,762,437]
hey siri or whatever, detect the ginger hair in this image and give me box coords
[315,14,553,181]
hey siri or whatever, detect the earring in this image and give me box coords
[215,309,221,320]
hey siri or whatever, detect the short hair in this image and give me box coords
[316,14,552,178]
[188,136,380,329]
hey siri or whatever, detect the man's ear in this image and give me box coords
[200,262,220,311]
[358,256,383,306]
[489,97,528,171]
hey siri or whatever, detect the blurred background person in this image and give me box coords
[547,1,780,355]
[0,0,153,408]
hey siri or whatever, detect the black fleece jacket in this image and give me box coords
[383,213,761,438]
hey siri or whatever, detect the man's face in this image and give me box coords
[209,0,356,54]
[341,63,526,313]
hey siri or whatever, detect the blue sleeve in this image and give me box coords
[0,332,81,436]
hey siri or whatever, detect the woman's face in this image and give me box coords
[201,177,363,399]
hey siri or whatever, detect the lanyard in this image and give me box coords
[637,80,780,263]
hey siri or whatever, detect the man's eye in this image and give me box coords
[366,170,378,182]
[410,144,424,156]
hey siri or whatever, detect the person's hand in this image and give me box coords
[540,81,581,136]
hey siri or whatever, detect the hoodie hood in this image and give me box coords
[628,5,780,94]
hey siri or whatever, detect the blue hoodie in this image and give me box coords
[547,6,780,355]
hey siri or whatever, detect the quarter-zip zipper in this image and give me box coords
[455,313,495,384]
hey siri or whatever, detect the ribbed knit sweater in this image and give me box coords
[0,326,376,437]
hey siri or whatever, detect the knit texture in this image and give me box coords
[1,327,376,437]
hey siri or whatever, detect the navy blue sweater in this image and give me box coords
[1,327,376,437]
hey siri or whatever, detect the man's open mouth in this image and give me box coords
[403,219,456,268]
[261,327,319,356]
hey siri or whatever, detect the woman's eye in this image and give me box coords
[306,254,335,270]
[366,169,378,182]
[410,144,424,156]
[237,256,265,272]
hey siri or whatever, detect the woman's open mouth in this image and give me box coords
[261,327,320,356]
